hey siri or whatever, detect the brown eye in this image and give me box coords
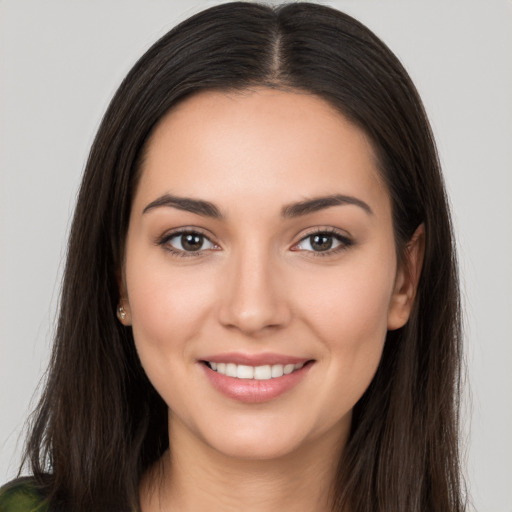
[164,231,216,253]
[294,231,352,254]
[310,234,333,251]
[181,233,204,251]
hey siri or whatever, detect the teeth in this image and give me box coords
[284,364,295,375]
[237,364,254,379]
[208,361,305,380]
[271,364,284,378]
[226,363,237,377]
[254,365,271,380]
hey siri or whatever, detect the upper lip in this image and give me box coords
[200,352,312,366]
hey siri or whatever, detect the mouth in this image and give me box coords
[203,361,308,380]
[199,357,315,403]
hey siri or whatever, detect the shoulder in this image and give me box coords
[0,477,49,512]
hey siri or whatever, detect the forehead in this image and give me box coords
[135,88,389,216]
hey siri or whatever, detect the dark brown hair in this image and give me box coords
[22,2,465,511]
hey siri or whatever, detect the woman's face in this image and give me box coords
[122,88,416,460]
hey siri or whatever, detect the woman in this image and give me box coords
[0,2,465,511]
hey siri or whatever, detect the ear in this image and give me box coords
[116,268,132,326]
[387,224,425,331]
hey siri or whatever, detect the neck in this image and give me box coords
[140,416,348,512]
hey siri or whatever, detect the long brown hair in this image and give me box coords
[22,2,465,511]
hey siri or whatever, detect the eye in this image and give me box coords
[161,230,217,255]
[293,230,352,254]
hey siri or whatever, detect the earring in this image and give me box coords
[117,305,127,322]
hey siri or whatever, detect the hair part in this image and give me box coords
[22,3,465,511]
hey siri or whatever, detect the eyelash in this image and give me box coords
[157,227,354,258]
[157,229,218,258]
[292,228,354,257]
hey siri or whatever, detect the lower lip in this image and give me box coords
[201,362,313,404]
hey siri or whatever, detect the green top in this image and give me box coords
[0,479,49,512]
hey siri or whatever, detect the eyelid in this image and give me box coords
[290,227,354,255]
[155,225,353,258]
[156,227,220,257]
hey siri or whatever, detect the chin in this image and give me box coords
[190,410,339,463]
[206,430,305,461]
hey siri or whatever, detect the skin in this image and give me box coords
[119,88,423,511]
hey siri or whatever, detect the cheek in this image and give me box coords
[299,254,396,393]
[125,253,216,362]
[124,258,221,417]
[304,257,394,337]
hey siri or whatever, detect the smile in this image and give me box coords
[201,357,314,403]
[206,361,305,380]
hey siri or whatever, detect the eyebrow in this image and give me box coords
[143,194,223,218]
[142,192,373,219]
[281,194,373,217]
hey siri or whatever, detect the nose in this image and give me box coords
[217,246,292,336]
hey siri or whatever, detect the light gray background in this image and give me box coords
[1,1,511,510]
